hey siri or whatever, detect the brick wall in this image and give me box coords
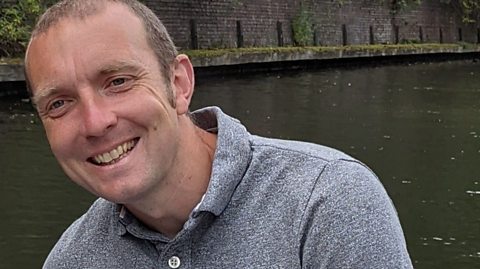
[2,0,477,49]
[144,0,302,49]
[144,0,479,49]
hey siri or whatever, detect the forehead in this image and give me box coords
[30,3,149,54]
[26,3,152,92]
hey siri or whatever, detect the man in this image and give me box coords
[25,0,413,268]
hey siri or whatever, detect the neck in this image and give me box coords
[126,116,217,238]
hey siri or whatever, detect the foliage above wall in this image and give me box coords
[0,0,57,57]
[386,0,479,22]
[331,0,479,22]
[440,0,480,23]
[1,0,39,57]
[292,6,314,46]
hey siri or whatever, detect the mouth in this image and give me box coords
[88,138,139,166]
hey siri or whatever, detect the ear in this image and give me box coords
[172,54,195,115]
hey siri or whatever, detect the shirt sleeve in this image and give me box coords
[299,159,413,269]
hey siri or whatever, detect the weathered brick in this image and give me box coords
[152,0,479,48]
[2,0,478,48]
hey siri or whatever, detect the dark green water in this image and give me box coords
[1,60,479,268]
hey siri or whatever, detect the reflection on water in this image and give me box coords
[2,60,480,268]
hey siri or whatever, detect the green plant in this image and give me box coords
[0,0,49,57]
[388,0,480,23]
[292,6,313,46]
[389,0,422,14]
[441,0,480,23]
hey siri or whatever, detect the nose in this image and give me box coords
[79,93,118,138]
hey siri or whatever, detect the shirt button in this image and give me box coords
[168,256,181,269]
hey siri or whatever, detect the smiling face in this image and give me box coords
[26,3,191,204]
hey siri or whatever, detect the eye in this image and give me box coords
[111,78,125,86]
[106,76,133,94]
[50,99,65,110]
[44,98,73,118]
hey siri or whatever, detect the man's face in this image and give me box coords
[26,4,186,204]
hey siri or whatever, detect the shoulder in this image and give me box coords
[246,135,387,212]
[43,198,117,268]
[248,136,379,189]
[251,135,383,191]
[250,135,353,162]
[249,135,393,217]
[295,155,413,267]
[63,198,116,238]
[248,135,357,178]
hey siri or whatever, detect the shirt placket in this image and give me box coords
[157,239,192,269]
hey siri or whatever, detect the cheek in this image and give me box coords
[127,93,175,125]
[44,122,76,157]
[136,81,174,108]
[47,135,69,159]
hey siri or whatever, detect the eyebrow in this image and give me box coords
[31,87,61,107]
[99,60,141,75]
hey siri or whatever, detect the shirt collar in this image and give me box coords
[114,204,171,241]
[113,204,128,236]
[191,106,252,217]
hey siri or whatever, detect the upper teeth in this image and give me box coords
[93,140,135,164]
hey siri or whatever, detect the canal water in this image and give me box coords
[1,60,479,268]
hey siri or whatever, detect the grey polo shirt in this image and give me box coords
[43,106,413,268]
